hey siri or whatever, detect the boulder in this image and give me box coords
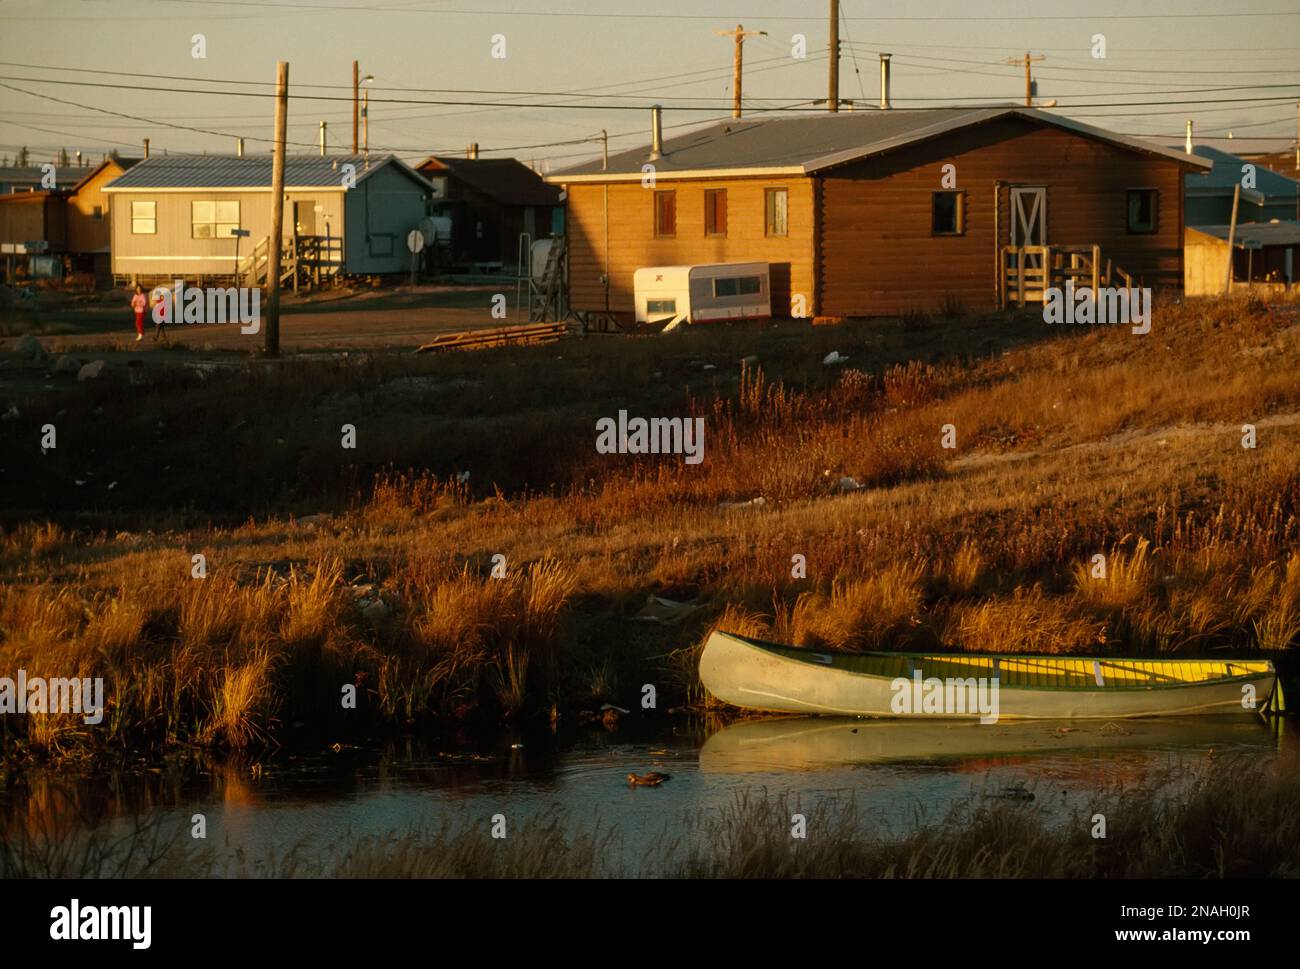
[14,333,47,362]
[52,354,82,375]
[77,360,106,381]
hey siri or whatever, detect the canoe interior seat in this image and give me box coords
[776,645,1272,690]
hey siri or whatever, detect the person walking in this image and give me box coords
[129,284,146,342]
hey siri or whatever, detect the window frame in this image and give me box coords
[704,188,728,238]
[130,200,156,235]
[190,199,241,240]
[1126,188,1158,234]
[931,190,965,236]
[764,187,788,237]
[654,189,677,238]
[712,275,762,299]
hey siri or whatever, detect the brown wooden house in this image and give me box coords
[546,107,1211,319]
[416,156,562,271]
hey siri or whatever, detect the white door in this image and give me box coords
[1010,187,1046,246]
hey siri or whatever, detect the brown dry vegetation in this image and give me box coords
[2,295,1298,757]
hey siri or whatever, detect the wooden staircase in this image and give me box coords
[1000,244,1138,308]
[238,234,341,290]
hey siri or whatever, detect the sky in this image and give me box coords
[0,0,1297,170]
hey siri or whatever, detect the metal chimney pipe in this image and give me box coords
[1185,120,1193,154]
[650,104,663,160]
[236,137,244,158]
[468,142,479,159]
[143,138,150,159]
[319,121,327,157]
[879,54,892,110]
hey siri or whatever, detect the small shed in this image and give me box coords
[1184,221,1300,296]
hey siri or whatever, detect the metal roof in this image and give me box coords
[1185,145,1299,203]
[547,107,1211,182]
[102,154,434,192]
[1189,220,1300,248]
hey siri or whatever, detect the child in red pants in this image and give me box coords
[130,284,146,342]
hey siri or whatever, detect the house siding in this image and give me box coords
[818,117,1187,316]
[563,175,815,317]
[342,164,428,274]
[109,189,345,277]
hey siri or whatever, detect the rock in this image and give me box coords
[835,475,862,492]
[362,599,389,623]
[15,333,47,361]
[823,351,848,366]
[52,354,82,375]
[76,360,106,381]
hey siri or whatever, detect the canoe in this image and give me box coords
[698,630,1283,720]
[698,716,1279,774]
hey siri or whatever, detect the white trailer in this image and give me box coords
[633,262,771,327]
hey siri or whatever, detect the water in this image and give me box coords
[3,715,1293,876]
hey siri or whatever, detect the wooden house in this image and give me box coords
[415,156,562,271]
[102,154,433,283]
[546,107,1211,320]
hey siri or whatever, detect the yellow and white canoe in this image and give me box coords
[699,630,1283,720]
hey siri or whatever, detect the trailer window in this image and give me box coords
[647,299,677,315]
[654,190,676,237]
[765,188,788,237]
[130,200,155,235]
[705,189,727,237]
[1127,189,1157,233]
[932,191,963,235]
[714,275,761,298]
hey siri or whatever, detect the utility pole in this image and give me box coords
[1004,51,1046,107]
[715,23,767,119]
[351,60,359,153]
[828,0,839,112]
[266,61,288,357]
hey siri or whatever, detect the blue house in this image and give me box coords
[1185,146,1300,226]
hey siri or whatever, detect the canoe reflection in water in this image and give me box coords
[698,716,1285,776]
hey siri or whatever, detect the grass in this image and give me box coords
[2,294,1299,758]
[3,757,1297,878]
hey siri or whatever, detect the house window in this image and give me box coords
[1127,189,1157,233]
[191,200,240,239]
[130,200,155,234]
[765,187,788,237]
[654,190,676,237]
[932,191,963,235]
[92,205,103,220]
[704,188,727,237]
[713,275,762,298]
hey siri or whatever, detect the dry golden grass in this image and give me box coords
[2,295,1298,754]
